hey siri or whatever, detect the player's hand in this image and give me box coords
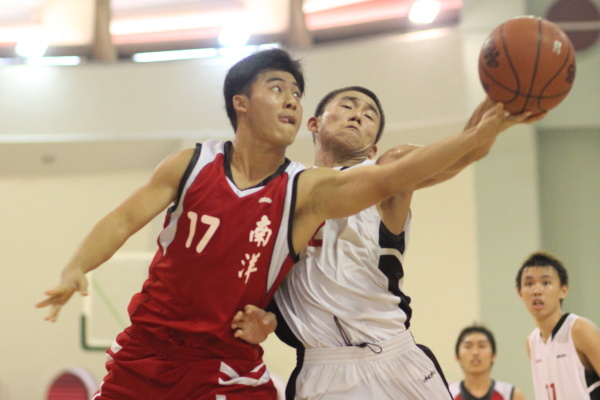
[231,304,277,344]
[478,103,544,137]
[35,267,88,322]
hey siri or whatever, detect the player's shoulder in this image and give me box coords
[572,315,600,341]
[447,380,461,397]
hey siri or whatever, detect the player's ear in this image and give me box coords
[559,284,569,300]
[307,116,319,133]
[233,95,248,113]
[368,145,378,159]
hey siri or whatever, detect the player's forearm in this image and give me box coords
[417,135,497,189]
[64,213,134,275]
[384,126,494,191]
[324,127,492,220]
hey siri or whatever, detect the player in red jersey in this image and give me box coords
[450,325,525,400]
[37,47,535,400]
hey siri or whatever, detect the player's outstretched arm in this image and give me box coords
[293,104,533,251]
[573,317,600,375]
[35,149,194,322]
[420,99,545,189]
[232,305,277,344]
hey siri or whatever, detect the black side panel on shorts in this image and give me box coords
[267,300,305,400]
[417,344,452,398]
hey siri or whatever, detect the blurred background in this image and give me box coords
[0,0,598,398]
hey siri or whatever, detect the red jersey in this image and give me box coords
[127,140,305,360]
[449,380,515,400]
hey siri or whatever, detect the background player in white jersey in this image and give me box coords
[450,325,525,400]
[516,251,600,400]
[35,47,532,399]
[232,87,545,400]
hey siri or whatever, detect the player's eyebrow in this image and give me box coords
[266,76,300,90]
[340,96,380,118]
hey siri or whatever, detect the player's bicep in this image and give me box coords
[310,166,389,220]
[573,318,600,374]
[112,149,192,233]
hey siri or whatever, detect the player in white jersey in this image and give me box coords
[450,325,525,400]
[516,251,600,400]
[232,88,545,400]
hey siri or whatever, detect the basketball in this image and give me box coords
[478,16,576,115]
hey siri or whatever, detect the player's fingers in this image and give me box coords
[231,311,244,326]
[244,304,259,316]
[233,328,244,338]
[263,312,276,326]
[495,102,505,117]
[35,290,70,308]
[45,304,62,322]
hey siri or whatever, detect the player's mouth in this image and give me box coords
[279,115,297,125]
[532,299,544,310]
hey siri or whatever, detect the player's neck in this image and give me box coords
[535,310,565,342]
[463,373,492,397]
[229,135,287,189]
[314,150,367,168]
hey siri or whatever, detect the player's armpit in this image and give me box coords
[572,317,600,374]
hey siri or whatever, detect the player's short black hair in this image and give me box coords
[223,48,305,130]
[455,324,497,356]
[314,86,386,144]
[515,250,569,290]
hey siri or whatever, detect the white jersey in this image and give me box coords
[449,380,514,400]
[528,313,600,400]
[274,159,413,348]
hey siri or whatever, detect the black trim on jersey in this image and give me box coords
[586,368,600,400]
[167,143,202,214]
[377,221,413,328]
[222,141,292,189]
[551,313,570,339]
[457,380,499,400]
[286,170,305,263]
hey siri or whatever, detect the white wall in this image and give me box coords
[2,0,599,397]
[0,29,483,399]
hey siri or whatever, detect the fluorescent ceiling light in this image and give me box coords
[303,0,370,13]
[24,56,81,66]
[218,17,252,47]
[15,27,51,57]
[133,48,218,62]
[408,0,441,24]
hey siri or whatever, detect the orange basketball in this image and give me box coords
[478,16,576,115]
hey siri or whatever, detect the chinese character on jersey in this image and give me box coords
[239,253,260,283]
[249,215,273,247]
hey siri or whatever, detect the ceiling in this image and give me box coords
[0,0,462,59]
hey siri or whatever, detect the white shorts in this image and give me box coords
[290,330,451,400]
